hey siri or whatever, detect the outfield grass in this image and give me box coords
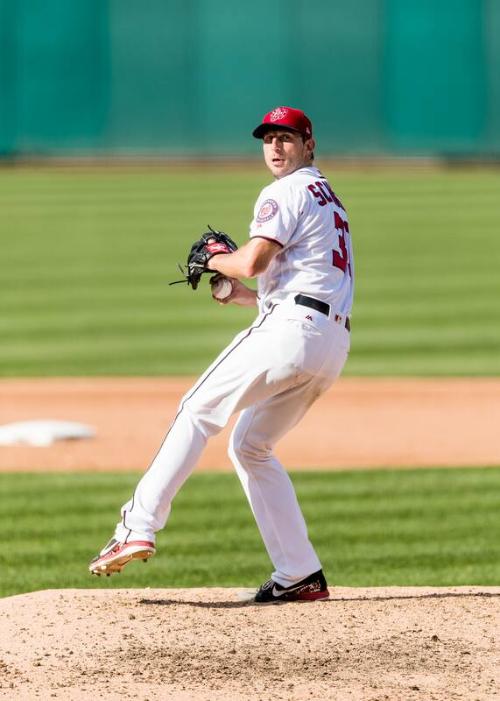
[1,467,499,598]
[1,166,500,376]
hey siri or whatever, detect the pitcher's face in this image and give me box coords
[262,129,315,178]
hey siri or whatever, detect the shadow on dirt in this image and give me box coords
[138,590,500,609]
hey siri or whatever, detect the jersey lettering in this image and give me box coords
[307,180,345,210]
[332,211,352,276]
[307,183,327,206]
[322,180,345,210]
[316,181,333,204]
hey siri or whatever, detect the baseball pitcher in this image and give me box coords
[90,106,354,603]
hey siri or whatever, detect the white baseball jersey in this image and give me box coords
[250,166,354,317]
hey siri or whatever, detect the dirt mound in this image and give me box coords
[0,587,498,700]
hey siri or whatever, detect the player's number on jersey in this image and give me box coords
[332,211,352,276]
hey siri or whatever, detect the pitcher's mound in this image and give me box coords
[1,587,499,700]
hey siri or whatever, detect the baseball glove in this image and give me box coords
[170,226,238,290]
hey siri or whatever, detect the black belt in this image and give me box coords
[294,294,351,332]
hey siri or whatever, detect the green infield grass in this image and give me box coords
[1,467,499,598]
[1,166,500,376]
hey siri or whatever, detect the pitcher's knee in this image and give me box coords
[229,431,271,468]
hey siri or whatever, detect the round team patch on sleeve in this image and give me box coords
[256,198,279,223]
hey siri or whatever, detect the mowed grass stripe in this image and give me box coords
[4,301,497,339]
[1,167,500,376]
[2,316,495,348]
[345,356,499,376]
[0,467,499,597]
[3,269,498,301]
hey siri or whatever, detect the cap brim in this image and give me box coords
[252,123,303,139]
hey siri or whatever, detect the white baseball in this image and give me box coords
[211,276,233,301]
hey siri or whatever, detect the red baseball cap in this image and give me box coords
[252,106,313,139]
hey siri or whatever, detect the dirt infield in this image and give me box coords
[1,377,500,472]
[0,586,498,700]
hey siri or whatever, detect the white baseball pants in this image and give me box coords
[115,299,350,586]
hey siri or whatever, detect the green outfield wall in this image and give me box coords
[0,0,499,157]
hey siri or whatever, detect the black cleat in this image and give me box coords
[254,569,329,603]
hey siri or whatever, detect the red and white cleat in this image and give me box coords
[89,538,155,576]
